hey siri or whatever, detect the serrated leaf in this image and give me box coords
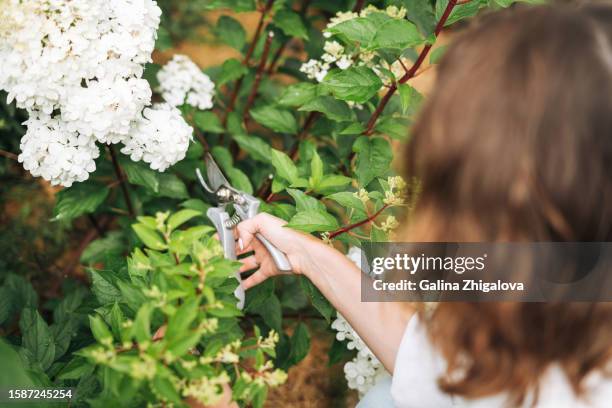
[353,136,393,186]
[369,19,423,50]
[326,17,377,45]
[57,357,91,380]
[270,149,299,184]
[300,277,333,322]
[289,322,310,365]
[89,315,113,345]
[194,111,224,133]
[279,83,318,107]
[53,183,109,222]
[215,16,246,50]
[299,96,354,122]
[90,270,122,305]
[273,9,308,39]
[309,151,324,188]
[315,175,352,193]
[233,134,272,163]
[121,159,160,193]
[167,331,202,357]
[19,309,56,370]
[132,224,166,250]
[436,0,483,27]
[250,294,282,332]
[339,122,365,135]
[322,67,382,103]
[166,297,199,342]
[250,106,298,134]
[151,376,182,405]
[326,191,365,213]
[286,209,339,233]
[132,304,152,343]
[158,174,189,199]
[167,209,202,232]
[227,167,253,194]
[81,231,125,264]
[217,58,248,86]
[109,302,124,341]
[286,189,324,212]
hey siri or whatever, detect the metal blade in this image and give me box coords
[204,152,230,191]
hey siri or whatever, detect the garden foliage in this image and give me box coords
[0,0,533,406]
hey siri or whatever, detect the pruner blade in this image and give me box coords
[196,152,231,195]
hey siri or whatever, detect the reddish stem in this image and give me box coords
[243,31,275,124]
[352,0,366,12]
[108,145,135,217]
[222,0,276,126]
[329,204,389,239]
[0,149,17,160]
[363,0,459,135]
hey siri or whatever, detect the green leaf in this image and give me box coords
[57,357,92,380]
[299,96,354,122]
[339,122,365,135]
[300,277,334,322]
[289,322,310,365]
[398,83,416,114]
[194,111,224,133]
[286,209,339,233]
[121,159,160,193]
[89,315,113,345]
[19,309,56,370]
[132,304,152,344]
[158,174,189,199]
[166,297,199,341]
[326,191,365,213]
[270,149,299,184]
[436,0,483,27]
[250,106,298,134]
[322,67,382,103]
[53,183,109,222]
[81,231,125,264]
[215,16,246,50]
[90,270,122,305]
[326,17,377,45]
[279,83,318,107]
[273,9,308,39]
[155,26,173,51]
[167,331,202,357]
[217,58,248,86]
[309,151,324,188]
[167,209,202,232]
[353,136,393,186]
[315,175,352,193]
[245,279,275,311]
[369,19,423,50]
[429,45,448,64]
[4,274,37,312]
[286,188,324,212]
[132,224,167,250]
[227,167,253,194]
[0,287,12,325]
[151,376,182,405]
[109,302,124,341]
[233,134,272,163]
[250,294,282,332]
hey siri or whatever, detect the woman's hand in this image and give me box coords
[236,213,336,289]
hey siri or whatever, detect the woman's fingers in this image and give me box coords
[242,270,271,290]
[239,255,259,273]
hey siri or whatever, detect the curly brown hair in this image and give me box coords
[402,3,612,406]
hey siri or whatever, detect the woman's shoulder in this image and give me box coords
[390,314,612,408]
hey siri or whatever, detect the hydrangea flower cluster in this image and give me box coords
[331,247,391,396]
[300,5,408,85]
[0,1,204,186]
[157,54,215,110]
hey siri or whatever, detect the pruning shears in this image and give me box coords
[196,153,292,309]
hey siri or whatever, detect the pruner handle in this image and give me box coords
[255,233,292,272]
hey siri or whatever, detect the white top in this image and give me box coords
[391,315,612,407]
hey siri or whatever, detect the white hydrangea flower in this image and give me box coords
[330,246,390,397]
[61,77,152,143]
[121,104,193,171]
[18,113,100,187]
[300,59,330,83]
[157,54,215,110]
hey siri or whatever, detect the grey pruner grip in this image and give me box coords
[256,233,292,272]
[207,207,245,309]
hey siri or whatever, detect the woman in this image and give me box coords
[236,4,612,407]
